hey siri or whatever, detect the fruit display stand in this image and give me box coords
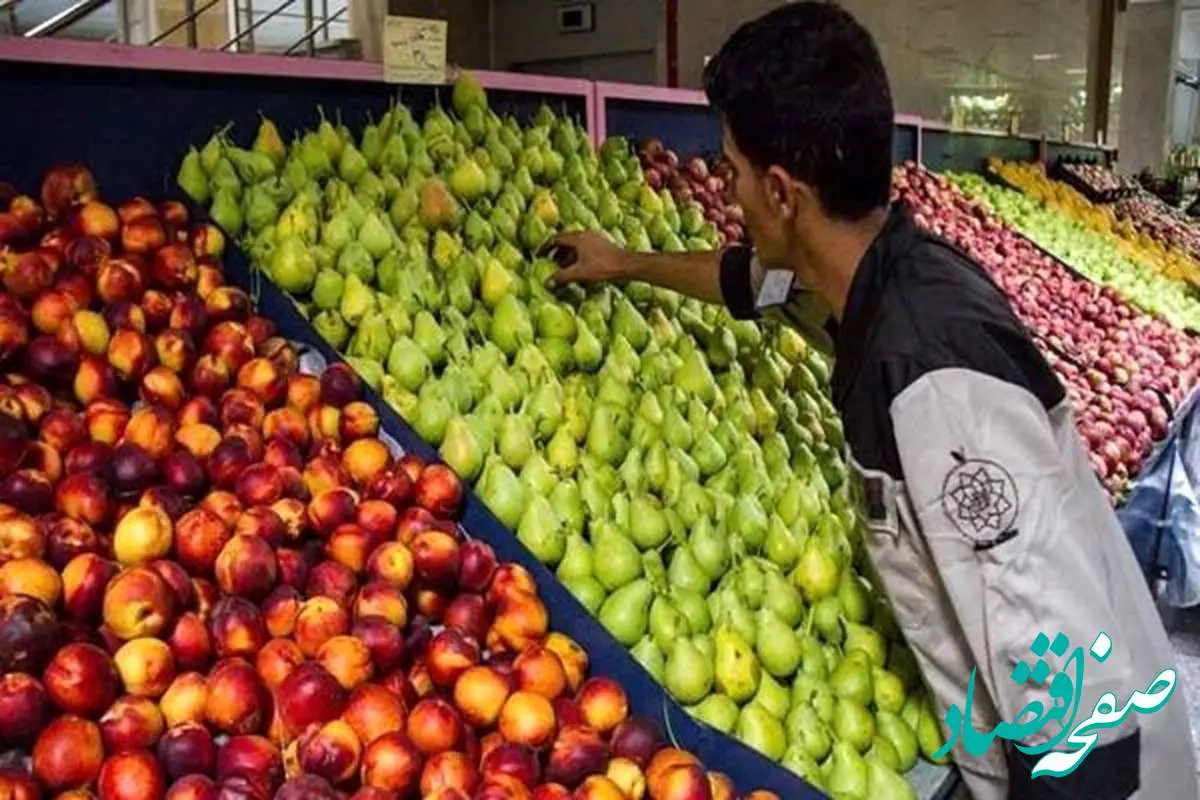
[895,164,1200,499]
[13,43,1166,800]
[166,66,967,800]
[208,204,825,800]
[955,169,1200,332]
[0,159,828,799]
[982,159,1200,292]
[0,42,834,800]
[0,37,594,204]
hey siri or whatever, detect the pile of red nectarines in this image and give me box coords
[0,169,785,800]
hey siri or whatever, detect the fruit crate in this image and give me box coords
[1045,141,1118,170]
[197,217,825,799]
[1048,160,1140,205]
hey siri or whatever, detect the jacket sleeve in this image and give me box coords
[887,363,1143,796]
[718,246,836,355]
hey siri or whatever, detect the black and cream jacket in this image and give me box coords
[719,207,1195,800]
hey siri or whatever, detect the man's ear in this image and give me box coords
[764,165,800,219]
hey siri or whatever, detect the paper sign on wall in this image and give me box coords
[383,16,448,85]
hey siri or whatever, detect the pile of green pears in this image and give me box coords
[176,73,948,799]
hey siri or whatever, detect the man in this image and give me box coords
[548,4,1196,799]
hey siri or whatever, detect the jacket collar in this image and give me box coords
[831,203,921,407]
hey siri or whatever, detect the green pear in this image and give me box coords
[867,753,917,799]
[736,704,787,762]
[845,622,888,668]
[786,704,833,762]
[478,458,527,529]
[557,534,594,583]
[833,696,876,753]
[756,608,803,678]
[439,416,483,481]
[690,694,740,734]
[826,740,869,798]
[714,621,760,703]
[517,494,565,565]
[876,710,919,772]
[793,537,840,602]
[664,638,712,705]
[449,152,487,203]
[752,671,792,720]
[628,636,665,682]
[872,666,907,713]
[916,695,952,764]
[829,650,874,706]
[591,522,642,591]
[564,576,606,616]
[598,578,652,646]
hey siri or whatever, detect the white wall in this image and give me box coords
[489,0,661,82]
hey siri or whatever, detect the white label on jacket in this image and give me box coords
[756,269,795,308]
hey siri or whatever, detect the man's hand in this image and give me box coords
[544,231,728,306]
[544,231,632,288]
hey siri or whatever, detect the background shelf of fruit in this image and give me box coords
[987,159,1200,289]
[0,165,833,800]
[946,171,1200,331]
[894,164,1199,497]
[175,73,946,800]
[1041,160,1200,282]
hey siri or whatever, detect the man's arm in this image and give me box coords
[884,353,1147,798]
[546,231,729,307]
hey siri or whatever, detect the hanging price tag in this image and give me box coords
[383,16,448,85]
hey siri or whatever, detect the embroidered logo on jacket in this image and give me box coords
[940,449,1019,550]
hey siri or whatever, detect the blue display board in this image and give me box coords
[894,123,920,165]
[604,97,723,158]
[920,128,1040,173]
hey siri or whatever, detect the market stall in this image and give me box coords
[0,37,1184,800]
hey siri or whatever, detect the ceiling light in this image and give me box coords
[1032,53,1062,61]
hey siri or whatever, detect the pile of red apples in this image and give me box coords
[0,166,782,800]
[638,139,746,246]
[894,163,1199,497]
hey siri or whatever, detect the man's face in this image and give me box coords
[721,124,793,269]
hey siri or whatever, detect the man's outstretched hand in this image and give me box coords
[543,231,631,288]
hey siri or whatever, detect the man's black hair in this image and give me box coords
[703,2,894,220]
